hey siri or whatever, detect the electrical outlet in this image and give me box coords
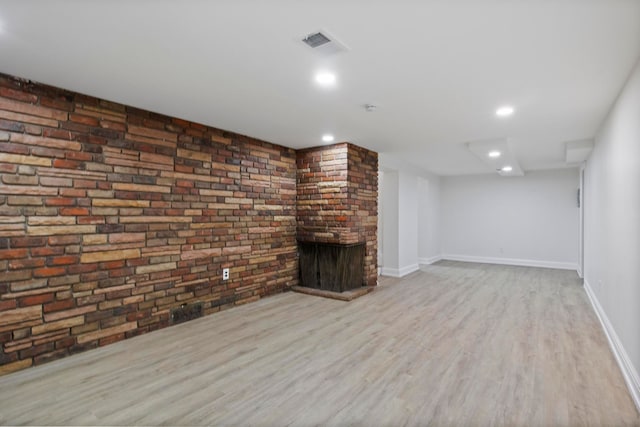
[223,268,229,280]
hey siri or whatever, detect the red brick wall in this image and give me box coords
[296,143,378,286]
[347,144,378,286]
[0,74,298,374]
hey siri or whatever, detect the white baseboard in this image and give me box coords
[400,263,420,277]
[441,254,578,271]
[584,280,640,412]
[418,255,442,266]
[381,263,420,278]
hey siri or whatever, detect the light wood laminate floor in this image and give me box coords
[0,261,638,426]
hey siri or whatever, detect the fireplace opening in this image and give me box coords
[298,241,365,292]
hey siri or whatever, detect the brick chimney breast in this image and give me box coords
[296,143,378,287]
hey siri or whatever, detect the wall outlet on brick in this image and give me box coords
[223,268,230,280]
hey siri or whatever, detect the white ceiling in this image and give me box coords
[0,0,638,175]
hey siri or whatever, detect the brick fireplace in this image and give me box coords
[296,143,378,289]
[0,73,378,375]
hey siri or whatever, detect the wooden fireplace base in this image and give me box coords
[290,285,374,301]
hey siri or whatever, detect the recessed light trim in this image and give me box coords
[496,106,515,117]
[501,165,513,172]
[322,134,334,143]
[315,71,336,86]
[488,150,501,158]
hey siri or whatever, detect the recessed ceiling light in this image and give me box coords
[322,134,334,143]
[501,165,513,172]
[496,106,515,117]
[488,150,501,158]
[315,71,336,86]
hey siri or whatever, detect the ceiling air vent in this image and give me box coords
[301,30,348,56]
[303,32,331,48]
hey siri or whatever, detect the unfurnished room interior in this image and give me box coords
[0,1,639,426]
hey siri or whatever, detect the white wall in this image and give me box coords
[398,171,419,273]
[583,59,640,409]
[379,170,399,271]
[379,154,441,277]
[441,169,580,270]
[418,176,441,264]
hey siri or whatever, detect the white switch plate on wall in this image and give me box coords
[222,268,229,280]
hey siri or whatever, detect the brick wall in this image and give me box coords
[0,74,298,374]
[296,143,378,286]
[347,144,378,286]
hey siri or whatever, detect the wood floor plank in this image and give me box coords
[0,261,638,426]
